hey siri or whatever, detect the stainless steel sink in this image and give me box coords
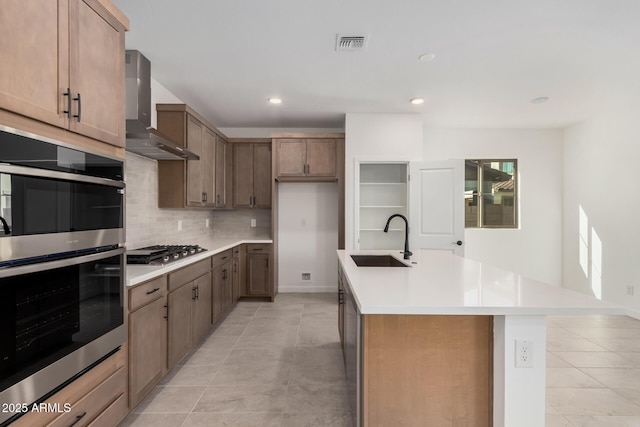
[350,255,408,267]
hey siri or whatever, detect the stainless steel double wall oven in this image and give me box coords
[0,126,125,425]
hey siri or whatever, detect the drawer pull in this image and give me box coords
[68,412,87,427]
[252,248,263,251]
[222,256,228,260]
[146,287,160,295]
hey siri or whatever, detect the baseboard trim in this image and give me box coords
[278,285,337,293]
[626,308,640,320]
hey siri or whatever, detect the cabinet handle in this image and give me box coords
[164,304,168,320]
[68,412,87,427]
[252,248,263,251]
[233,263,237,273]
[72,93,81,122]
[195,285,199,300]
[217,194,220,204]
[249,196,252,206]
[146,287,160,295]
[63,88,72,118]
[192,286,197,301]
[222,256,228,260]
[223,269,227,280]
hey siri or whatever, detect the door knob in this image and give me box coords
[452,240,463,246]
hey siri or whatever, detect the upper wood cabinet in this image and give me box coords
[215,137,227,208]
[0,0,128,147]
[275,138,338,180]
[157,104,225,209]
[233,142,272,208]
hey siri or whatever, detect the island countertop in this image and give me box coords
[337,249,623,316]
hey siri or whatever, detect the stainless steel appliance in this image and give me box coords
[127,244,207,265]
[125,50,199,160]
[0,127,125,426]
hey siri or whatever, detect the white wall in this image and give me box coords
[345,113,424,250]
[277,183,339,292]
[150,77,182,127]
[423,128,564,286]
[563,108,640,315]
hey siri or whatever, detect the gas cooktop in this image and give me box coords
[126,245,207,265]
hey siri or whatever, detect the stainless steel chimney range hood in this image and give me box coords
[125,50,199,161]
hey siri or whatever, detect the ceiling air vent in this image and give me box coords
[336,34,368,52]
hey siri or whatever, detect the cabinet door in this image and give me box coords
[69,0,125,147]
[129,296,166,407]
[215,138,227,207]
[253,143,272,208]
[167,283,192,369]
[338,271,345,352]
[222,261,233,311]
[246,254,270,296]
[211,265,224,323]
[202,128,216,207]
[0,0,69,128]
[232,257,240,302]
[186,116,204,207]
[306,139,337,177]
[233,143,254,208]
[276,139,306,177]
[191,273,212,345]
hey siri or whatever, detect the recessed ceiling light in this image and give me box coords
[418,53,436,62]
[530,97,549,104]
[410,98,424,105]
[268,97,282,104]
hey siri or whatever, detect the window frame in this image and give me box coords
[465,158,519,229]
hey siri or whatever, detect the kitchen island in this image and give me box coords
[337,249,623,427]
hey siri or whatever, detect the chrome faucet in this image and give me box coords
[383,214,412,260]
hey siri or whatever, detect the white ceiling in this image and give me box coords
[113,0,640,129]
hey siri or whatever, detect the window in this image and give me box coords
[465,159,518,228]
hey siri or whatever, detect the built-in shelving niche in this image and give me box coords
[356,162,409,250]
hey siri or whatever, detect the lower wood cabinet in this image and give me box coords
[191,272,213,345]
[129,295,167,408]
[231,245,244,302]
[10,345,128,427]
[167,282,193,369]
[245,244,272,297]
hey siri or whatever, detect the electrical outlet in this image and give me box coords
[302,273,311,280]
[177,220,182,231]
[515,339,534,368]
[627,285,635,296]
[250,218,256,228]
[205,218,210,228]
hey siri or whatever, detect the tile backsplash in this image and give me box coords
[125,152,271,249]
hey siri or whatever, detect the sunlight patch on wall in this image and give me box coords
[590,228,603,300]
[579,205,589,279]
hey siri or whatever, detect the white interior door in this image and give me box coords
[409,160,465,256]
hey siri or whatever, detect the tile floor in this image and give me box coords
[120,293,352,427]
[546,314,640,426]
[121,295,640,427]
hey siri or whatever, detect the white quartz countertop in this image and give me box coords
[127,238,272,287]
[337,249,623,316]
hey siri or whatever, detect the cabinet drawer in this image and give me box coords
[129,276,167,311]
[211,249,233,269]
[246,243,271,254]
[87,392,127,427]
[48,367,126,427]
[232,245,242,259]
[168,259,210,292]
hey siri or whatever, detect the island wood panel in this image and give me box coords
[362,315,493,427]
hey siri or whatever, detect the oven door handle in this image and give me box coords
[0,247,125,278]
[0,164,125,188]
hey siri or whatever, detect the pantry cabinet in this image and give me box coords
[233,142,272,208]
[0,0,127,147]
